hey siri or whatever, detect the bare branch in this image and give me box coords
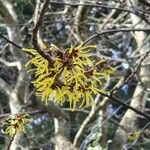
[112,49,150,93]
[0,58,20,68]
[137,0,150,7]
[0,34,22,49]
[83,28,150,45]
[0,110,43,119]
[7,131,17,150]
[49,1,150,15]
[73,94,101,147]
[100,92,150,121]
[32,0,52,62]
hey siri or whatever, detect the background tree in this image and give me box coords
[0,0,150,150]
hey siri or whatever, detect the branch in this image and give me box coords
[37,100,69,121]
[0,110,43,119]
[73,94,100,147]
[63,108,89,114]
[0,58,19,68]
[0,34,22,49]
[137,0,150,7]
[45,6,69,15]
[7,131,16,150]
[100,92,150,121]
[32,0,52,62]
[83,28,150,45]
[0,34,34,57]
[50,1,150,17]
[0,78,11,95]
[0,99,69,122]
[73,78,125,147]
[111,49,150,93]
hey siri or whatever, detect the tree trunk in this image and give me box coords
[0,0,29,149]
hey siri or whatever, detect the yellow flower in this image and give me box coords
[127,131,140,142]
[22,42,113,109]
[4,114,31,137]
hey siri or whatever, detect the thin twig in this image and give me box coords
[137,0,150,7]
[101,92,150,121]
[111,49,150,93]
[0,110,43,119]
[7,131,17,150]
[0,34,22,49]
[83,28,150,45]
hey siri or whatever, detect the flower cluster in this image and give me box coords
[4,114,30,137]
[22,43,112,109]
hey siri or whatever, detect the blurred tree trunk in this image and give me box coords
[51,133,77,150]
[111,0,150,149]
[0,0,30,149]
